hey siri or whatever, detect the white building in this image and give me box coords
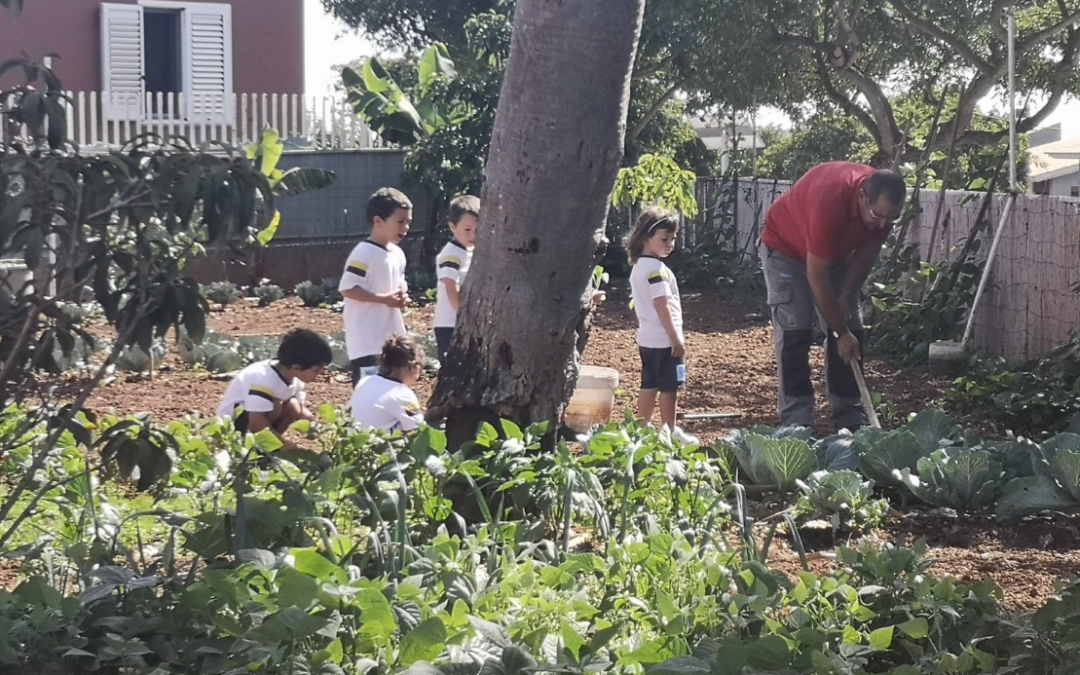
[1030,137,1080,198]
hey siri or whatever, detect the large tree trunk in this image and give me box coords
[428,0,644,447]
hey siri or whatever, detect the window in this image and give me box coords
[101,2,233,123]
[1071,185,1079,199]
[144,9,182,112]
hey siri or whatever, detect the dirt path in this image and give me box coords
[71,287,950,440]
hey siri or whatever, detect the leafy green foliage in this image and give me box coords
[899,448,1004,512]
[204,281,243,306]
[254,283,285,307]
[795,469,890,532]
[719,426,815,491]
[951,331,1080,435]
[611,154,698,217]
[865,246,985,367]
[295,280,329,307]
[3,393,1080,673]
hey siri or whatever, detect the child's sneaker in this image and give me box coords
[670,425,700,446]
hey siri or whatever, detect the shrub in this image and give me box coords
[254,284,285,307]
[205,281,243,306]
[294,280,327,307]
[321,277,343,304]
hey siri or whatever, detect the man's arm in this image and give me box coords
[806,253,859,363]
[838,238,884,307]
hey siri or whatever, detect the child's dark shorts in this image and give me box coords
[639,347,685,392]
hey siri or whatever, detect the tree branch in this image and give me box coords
[886,0,994,75]
[812,58,881,148]
[831,66,902,156]
[632,53,675,81]
[947,23,1080,149]
[989,0,1010,45]
[833,0,862,48]
[1019,6,1080,56]
[627,80,683,142]
[775,31,834,57]
[777,30,900,155]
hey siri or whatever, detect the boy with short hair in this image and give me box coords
[339,187,413,386]
[217,328,332,450]
[433,194,479,361]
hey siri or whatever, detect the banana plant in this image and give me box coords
[342,43,470,147]
[243,128,336,277]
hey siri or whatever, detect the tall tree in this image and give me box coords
[754,0,1080,163]
[427,0,645,442]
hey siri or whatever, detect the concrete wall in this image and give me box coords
[1046,173,1079,198]
[0,0,303,94]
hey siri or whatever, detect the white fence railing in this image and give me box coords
[1,91,386,152]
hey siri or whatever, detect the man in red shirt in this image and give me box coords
[761,161,906,430]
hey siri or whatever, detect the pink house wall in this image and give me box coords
[0,0,304,94]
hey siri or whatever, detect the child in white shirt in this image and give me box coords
[434,195,479,361]
[626,207,698,446]
[350,334,426,434]
[339,187,412,386]
[217,329,332,450]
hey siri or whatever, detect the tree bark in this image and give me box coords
[428,0,645,447]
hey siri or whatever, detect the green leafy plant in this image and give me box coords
[898,447,1004,512]
[795,469,890,531]
[611,153,699,217]
[718,426,815,491]
[295,280,328,307]
[321,277,344,304]
[996,432,1080,523]
[204,281,243,306]
[951,332,1080,435]
[254,283,285,307]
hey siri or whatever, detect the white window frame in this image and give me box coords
[102,1,234,124]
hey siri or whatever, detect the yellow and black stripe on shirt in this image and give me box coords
[647,269,666,285]
[439,257,462,271]
[249,385,275,402]
[346,260,368,277]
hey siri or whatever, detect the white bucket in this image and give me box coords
[564,365,620,433]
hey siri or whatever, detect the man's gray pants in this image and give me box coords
[760,246,868,431]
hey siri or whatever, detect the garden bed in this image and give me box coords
[16,288,1074,615]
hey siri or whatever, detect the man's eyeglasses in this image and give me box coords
[863,190,900,225]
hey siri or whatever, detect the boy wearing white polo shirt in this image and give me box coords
[433,195,479,361]
[217,328,332,450]
[339,188,413,386]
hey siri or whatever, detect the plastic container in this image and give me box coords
[564,365,620,433]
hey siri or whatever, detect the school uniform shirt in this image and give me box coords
[434,240,473,328]
[216,360,306,418]
[338,240,408,359]
[350,374,425,433]
[630,256,683,349]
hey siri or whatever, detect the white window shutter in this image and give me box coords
[100,3,145,121]
[183,3,233,125]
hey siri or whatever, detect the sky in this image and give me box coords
[303,0,1080,139]
[303,0,377,96]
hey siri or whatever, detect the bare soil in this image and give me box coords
[21,289,1077,613]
